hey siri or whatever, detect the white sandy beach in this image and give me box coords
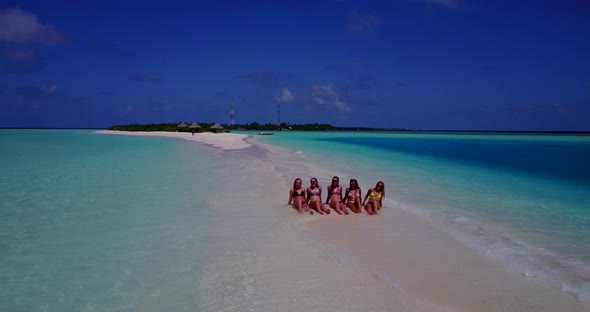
[95,130,251,150]
[303,210,590,312]
[95,130,590,312]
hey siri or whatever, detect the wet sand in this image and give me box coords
[303,207,590,312]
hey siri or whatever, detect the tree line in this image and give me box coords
[107,122,407,132]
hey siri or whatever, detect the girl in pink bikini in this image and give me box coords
[326,176,348,215]
[306,177,331,215]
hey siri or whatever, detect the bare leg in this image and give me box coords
[339,202,349,215]
[297,200,313,215]
[319,202,330,214]
[374,201,381,212]
[330,202,344,215]
[309,201,324,215]
[365,203,374,215]
[295,201,303,213]
[347,202,360,214]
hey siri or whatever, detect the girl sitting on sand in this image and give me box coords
[326,176,348,215]
[362,181,385,215]
[288,178,314,215]
[344,179,362,214]
[306,177,331,215]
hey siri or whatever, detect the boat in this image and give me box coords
[258,132,274,135]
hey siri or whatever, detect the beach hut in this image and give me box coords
[176,122,189,133]
[211,123,224,133]
[189,123,201,134]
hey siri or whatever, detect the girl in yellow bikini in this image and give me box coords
[362,181,385,215]
[344,179,362,214]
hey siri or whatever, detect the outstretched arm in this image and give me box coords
[343,187,350,204]
[357,187,362,210]
[362,188,372,206]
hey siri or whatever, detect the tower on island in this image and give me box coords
[229,96,235,127]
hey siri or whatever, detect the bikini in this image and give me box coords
[331,186,342,196]
[347,189,358,203]
[308,188,321,196]
[292,189,305,197]
[369,191,382,201]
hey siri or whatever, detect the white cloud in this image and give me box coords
[275,87,294,103]
[312,97,326,104]
[0,8,65,44]
[1,46,36,60]
[40,84,56,93]
[309,83,353,113]
[312,83,337,98]
[334,99,352,112]
[348,12,383,33]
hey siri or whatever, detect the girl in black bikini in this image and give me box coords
[288,178,313,214]
[306,177,331,215]
[326,176,348,215]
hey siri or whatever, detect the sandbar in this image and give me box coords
[95,130,251,150]
[303,208,590,312]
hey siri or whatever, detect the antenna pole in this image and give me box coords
[229,96,235,127]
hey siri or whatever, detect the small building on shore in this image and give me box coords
[189,123,201,133]
[211,123,224,133]
[177,122,189,131]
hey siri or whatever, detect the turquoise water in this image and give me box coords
[0,130,218,311]
[3,129,590,308]
[251,131,590,300]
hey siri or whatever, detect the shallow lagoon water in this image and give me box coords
[2,129,590,310]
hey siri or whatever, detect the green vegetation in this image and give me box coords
[108,123,213,132]
[107,122,408,132]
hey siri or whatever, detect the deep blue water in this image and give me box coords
[321,135,590,185]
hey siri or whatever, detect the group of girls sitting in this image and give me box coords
[288,176,385,215]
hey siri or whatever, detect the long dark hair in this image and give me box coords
[331,176,340,188]
[293,178,302,189]
[349,179,359,190]
[310,177,319,188]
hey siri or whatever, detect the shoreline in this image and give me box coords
[94,130,252,150]
[301,208,589,312]
[96,129,590,311]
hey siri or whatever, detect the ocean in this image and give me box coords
[256,131,590,301]
[1,129,589,311]
[0,129,221,311]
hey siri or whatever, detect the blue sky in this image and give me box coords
[1,0,589,130]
